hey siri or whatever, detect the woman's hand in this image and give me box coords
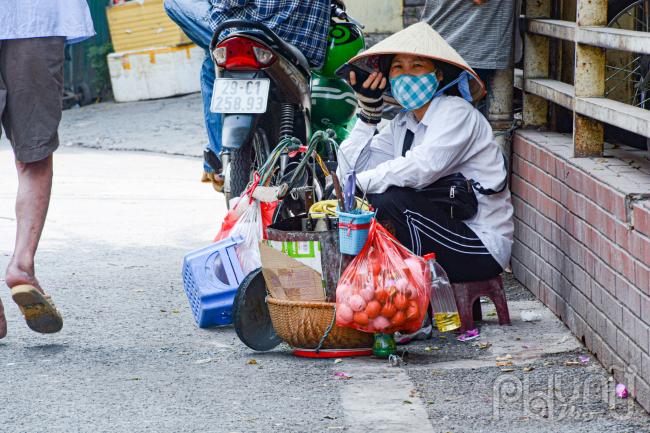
[350,71,387,93]
[350,70,386,125]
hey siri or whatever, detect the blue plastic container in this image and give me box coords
[182,236,245,328]
[337,210,375,255]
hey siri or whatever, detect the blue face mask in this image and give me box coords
[389,72,439,110]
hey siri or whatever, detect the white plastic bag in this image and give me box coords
[229,199,264,275]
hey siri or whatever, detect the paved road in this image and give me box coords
[56,93,207,158]
[1,96,649,433]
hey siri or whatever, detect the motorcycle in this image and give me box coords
[207,2,366,351]
[208,2,365,211]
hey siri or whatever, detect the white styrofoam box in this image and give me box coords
[108,44,204,102]
[345,0,403,33]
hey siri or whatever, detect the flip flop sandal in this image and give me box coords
[11,285,63,334]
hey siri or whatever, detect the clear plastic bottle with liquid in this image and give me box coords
[423,253,461,332]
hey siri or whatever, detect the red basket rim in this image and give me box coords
[292,348,373,358]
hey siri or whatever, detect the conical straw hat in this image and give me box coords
[348,22,486,104]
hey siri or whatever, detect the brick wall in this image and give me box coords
[511,130,650,412]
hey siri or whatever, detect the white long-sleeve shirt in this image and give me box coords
[338,95,514,269]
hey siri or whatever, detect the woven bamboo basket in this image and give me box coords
[266,297,373,349]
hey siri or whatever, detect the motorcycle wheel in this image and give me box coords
[224,131,259,205]
[607,0,649,109]
[232,268,282,351]
[605,0,649,149]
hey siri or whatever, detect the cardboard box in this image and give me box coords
[259,243,326,302]
[107,0,192,52]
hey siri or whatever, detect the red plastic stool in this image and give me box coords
[452,275,511,332]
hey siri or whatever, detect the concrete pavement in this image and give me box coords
[56,93,207,158]
[1,95,649,432]
[0,146,347,432]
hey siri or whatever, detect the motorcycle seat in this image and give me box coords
[232,30,311,77]
[284,43,311,76]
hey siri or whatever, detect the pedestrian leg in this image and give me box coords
[1,37,65,333]
[164,0,223,176]
[4,155,53,292]
[201,56,223,169]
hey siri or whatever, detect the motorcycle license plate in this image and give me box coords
[210,79,270,113]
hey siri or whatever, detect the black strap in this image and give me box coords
[402,129,414,157]
[471,179,507,195]
[470,152,508,195]
[471,152,509,195]
[402,128,508,195]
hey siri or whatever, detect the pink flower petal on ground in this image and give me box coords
[616,384,628,399]
[579,355,590,364]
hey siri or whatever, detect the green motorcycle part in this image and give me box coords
[311,72,357,131]
[320,22,365,77]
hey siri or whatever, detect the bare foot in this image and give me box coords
[5,261,44,294]
[0,298,7,339]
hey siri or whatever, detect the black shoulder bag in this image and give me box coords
[402,130,507,220]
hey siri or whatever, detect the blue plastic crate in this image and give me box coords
[182,236,245,328]
[337,210,374,255]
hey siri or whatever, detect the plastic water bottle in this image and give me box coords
[372,333,396,358]
[423,253,461,332]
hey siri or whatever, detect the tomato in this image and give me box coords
[374,288,389,304]
[405,285,418,300]
[406,301,420,322]
[394,293,408,310]
[365,300,382,319]
[353,311,370,326]
[391,311,406,327]
[380,302,397,319]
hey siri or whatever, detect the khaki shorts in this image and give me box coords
[0,37,65,163]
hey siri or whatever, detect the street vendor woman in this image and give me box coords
[338,22,513,283]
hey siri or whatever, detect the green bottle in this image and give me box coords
[372,333,396,358]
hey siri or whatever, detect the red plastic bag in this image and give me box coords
[215,174,277,242]
[335,220,429,334]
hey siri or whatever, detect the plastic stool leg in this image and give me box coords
[472,299,483,322]
[454,285,475,333]
[490,277,511,326]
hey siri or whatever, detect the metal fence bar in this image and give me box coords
[525,78,575,110]
[522,77,650,139]
[522,2,650,151]
[528,19,650,56]
[579,26,650,54]
[528,19,576,41]
[576,97,650,138]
